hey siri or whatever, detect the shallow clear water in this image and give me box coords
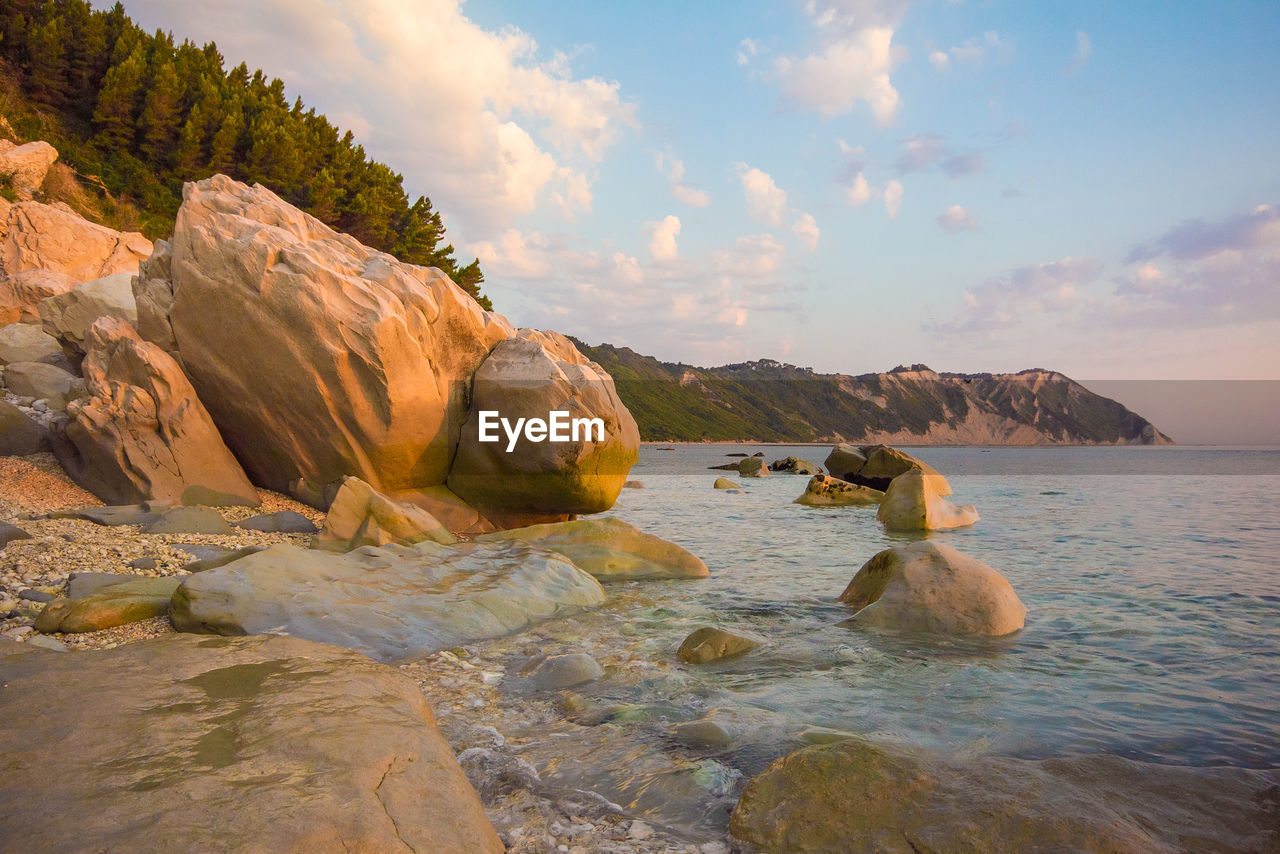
[481,445,1280,837]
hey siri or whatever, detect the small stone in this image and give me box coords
[25,634,68,652]
[0,520,33,549]
[528,653,604,690]
[234,510,318,534]
[17,589,53,603]
[142,507,233,535]
[627,821,654,841]
[127,557,158,571]
[676,627,760,665]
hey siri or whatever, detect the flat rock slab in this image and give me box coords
[49,505,163,527]
[235,510,318,534]
[730,738,1280,854]
[183,545,266,573]
[36,576,183,633]
[474,517,708,581]
[0,634,501,853]
[143,506,234,534]
[171,541,606,663]
[67,571,136,599]
[0,520,32,549]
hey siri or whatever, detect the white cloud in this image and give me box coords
[648,214,682,261]
[471,228,554,279]
[848,172,873,206]
[738,165,788,227]
[936,204,977,232]
[933,257,1103,333]
[793,212,821,251]
[769,0,908,123]
[943,30,1013,66]
[884,179,904,219]
[737,37,762,65]
[655,152,711,207]
[928,50,950,70]
[838,139,875,206]
[714,234,786,277]
[123,0,638,239]
[1066,30,1092,75]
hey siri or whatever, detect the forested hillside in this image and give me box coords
[0,0,490,308]
[573,341,1170,445]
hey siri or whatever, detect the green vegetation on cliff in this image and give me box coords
[573,341,1169,445]
[0,0,490,308]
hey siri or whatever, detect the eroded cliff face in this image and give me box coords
[572,345,1172,445]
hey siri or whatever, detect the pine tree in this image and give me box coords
[138,54,183,165]
[26,17,68,107]
[92,41,145,150]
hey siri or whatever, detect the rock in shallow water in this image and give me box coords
[171,541,606,662]
[794,474,883,507]
[876,468,978,532]
[0,633,501,853]
[474,517,707,581]
[838,541,1025,637]
[526,652,604,690]
[713,478,741,490]
[729,738,1279,854]
[677,627,761,664]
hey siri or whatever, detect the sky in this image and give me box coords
[122,0,1280,382]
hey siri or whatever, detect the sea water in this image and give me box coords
[475,444,1280,837]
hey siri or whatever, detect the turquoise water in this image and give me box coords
[485,445,1280,836]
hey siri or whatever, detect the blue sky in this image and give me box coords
[125,0,1280,379]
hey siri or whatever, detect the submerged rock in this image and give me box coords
[677,627,761,664]
[171,541,606,662]
[838,541,1025,636]
[713,477,741,490]
[794,474,883,507]
[730,738,1279,854]
[0,633,502,853]
[738,457,769,478]
[312,476,454,552]
[474,517,707,581]
[57,317,259,507]
[526,652,604,690]
[768,456,822,474]
[876,468,978,531]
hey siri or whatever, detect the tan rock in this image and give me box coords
[768,456,822,474]
[171,540,606,662]
[0,269,75,324]
[0,400,49,454]
[714,477,741,490]
[0,633,502,853]
[677,627,760,664]
[1,360,81,410]
[794,474,884,507]
[474,516,707,580]
[38,272,137,355]
[312,475,454,552]
[738,457,769,478]
[0,322,62,365]
[730,738,1278,854]
[390,484,498,536]
[825,443,952,494]
[144,175,511,502]
[131,237,177,352]
[448,329,640,524]
[875,468,977,531]
[1,201,151,282]
[0,140,57,198]
[34,576,182,633]
[838,541,1024,636]
[57,317,258,506]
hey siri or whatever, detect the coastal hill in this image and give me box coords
[573,342,1171,445]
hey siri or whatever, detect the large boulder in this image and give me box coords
[0,200,151,282]
[474,516,708,580]
[794,474,883,507]
[171,540,606,662]
[0,140,57,198]
[56,317,258,507]
[447,329,639,525]
[140,175,512,503]
[38,271,137,355]
[876,468,978,531]
[0,268,75,324]
[0,322,62,365]
[312,475,454,552]
[825,443,951,494]
[730,738,1279,854]
[738,457,769,478]
[0,633,502,853]
[1,360,81,410]
[0,399,50,454]
[838,541,1025,636]
[769,456,822,474]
